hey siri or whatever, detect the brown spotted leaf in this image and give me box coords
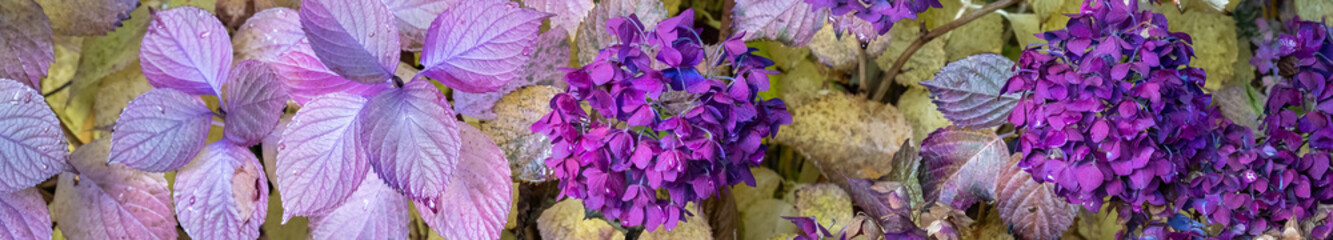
[994,154,1076,240]
[918,126,1007,209]
[479,85,561,182]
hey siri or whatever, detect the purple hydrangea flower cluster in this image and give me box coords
[1002,0,1217,214]
[804,0,942,36]
[530,9,791,231]
[1189,18,1333,236]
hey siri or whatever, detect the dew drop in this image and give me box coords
[278,143,286,151]
[200,31,212,39]
[117,193,125,201]
[22,95,31,104]
[505,2,518,8]
[40,164,48,170]
[157,107,166,114]
[369,32,376,38]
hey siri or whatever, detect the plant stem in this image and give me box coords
[870,0,1023,102]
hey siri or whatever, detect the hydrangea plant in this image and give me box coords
[531,9,791,231]
[805,0,942,36]
[1002,0,1217,216]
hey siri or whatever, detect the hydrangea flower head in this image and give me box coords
[531,9,791,231]
[804,0,942,36]
[1002,0,1216,215]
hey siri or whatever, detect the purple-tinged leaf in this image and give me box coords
[273,44,391,105]
[419,0,550,93]
[522,0,594,37]
[0,188,50,239]
[994,154,1076,240]
[309,172,409,239]
[108,88,212,172]
[0,79,67,192]
[34,0,137,36]
[52,138,178,240]
[233,7,305,62]
[222,60,289,146]
[918,126,1008,209]
[455,30,570,119]
[299,0,400,84]
[732,0,827,47]
[574,0,667,64]
[844,179,919,234]
[174,141,269,240]
[277,93,371,221]
[361,80,461,200]
[0,0,54,90]
[139,6,233,95]
[415,124,513,240]
[920,54,1019,129]
[382,0,460,52]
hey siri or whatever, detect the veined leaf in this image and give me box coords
[222,60,288,146]
[920,53,1018,129]
[0,188,51,239]
[35,0,137,36]
[139,6,232,95]
[918,126,1008,209]
[309,171,410,239]
[52,138,178,240]
[522,0,594,38]
[419,0,550,93]
[277,93,371,221]
[233,7,304,62]
[454,29,569,120]
[0,78,68,192]
[994,154,1077,240]
[299,0,399,84]
[173,141,269,239]
[0,0,54,89]
[381,0,459,51]
[361,80,460,200]
[731,0,827,47]
[414,124,513,240]
[108,88,212,172]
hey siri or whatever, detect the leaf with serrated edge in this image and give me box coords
[995,154,1076,240]
[173,141,269,239]
[918,126,1008,209]
[361,80,460,200]
[0,0,54,90]
[455,30,570,119]
[920,53,1019,129]
[299,0,399,84]
[731,0,827,47]
[109,88,212,172]
[419,0,549,93]
[0,79,68,192]
[52,138,178,240]
[139,6,232,95]
[233,7,304,62]
[382,0,460,52]
[277,93,371,221]
[309,171,409,239]
[575,0,667,64]
[0,188,51,239]
[415,124,513,240]
[274,42,390,105]
[223,60,289,146]
[35,0,137,36]
[523,0,593,38]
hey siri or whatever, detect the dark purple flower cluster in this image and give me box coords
[1188,18,1333,236]
[531,9,791,231]
[1002,0,1216,214]
[804,0,942,36]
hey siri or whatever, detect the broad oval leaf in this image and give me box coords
[522,0,594,37]
[277,93,371,221]
[480,86,561,182]
[574,0,667,64]
[0,0,54,89]
[454,30,570,119]
[309,172,409,239]
[382,0,460,52]
[920,53,1019,129]
[0,188,51,239]
[223,60,289,146]
[995,154,1076,240]
[732,0,827,47]
[775,94,913,179]
[299,0,399,84]
[419,0,550,93]
[274,43,391,105]
[139,6,233,95]
[109,88,212,172]
[414,124,513,240]
[233,7,305,62]
[0,79,68,192]
[52,138,178,240]
[174,141,269,239]
[361,80,461,200]
[35,0,137,36]
[918,126,1008,209]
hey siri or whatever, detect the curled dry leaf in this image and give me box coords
[480,85,561,182]
[994,154,1077,240]
[794,183,855,232]
[919,53,1019,129]
[574,0,666,64]
[776,94,912,179]
[537,199,626,240]
[918,126,1007,209]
